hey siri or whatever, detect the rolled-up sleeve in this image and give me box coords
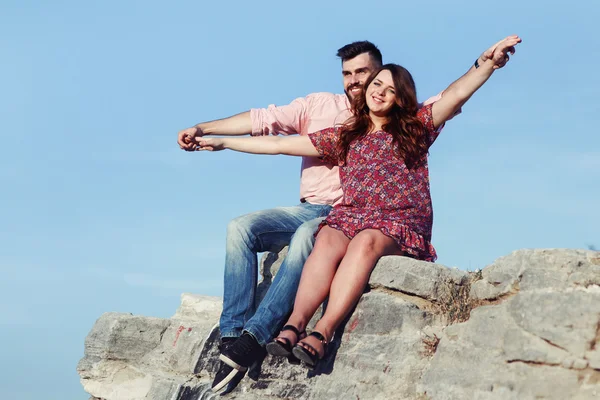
[250,95,312,136]
[416,103,440,147]
[420,91,460,136]
[308,127,340,165]
[422,91,461,120]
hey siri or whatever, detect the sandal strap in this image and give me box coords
[281,324,302,338]
[308,331,327,345]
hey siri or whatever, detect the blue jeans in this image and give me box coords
[219,203,332,346]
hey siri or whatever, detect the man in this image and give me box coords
[178,41,388,393]
[177,40,504,393]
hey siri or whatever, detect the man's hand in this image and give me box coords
[194,137,225,152]
[480,35,522,69]
[177,126,204,151]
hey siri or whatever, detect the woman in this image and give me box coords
[196,35,521,368]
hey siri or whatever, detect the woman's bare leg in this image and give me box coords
[298,229,403,356]
[274,226,350,344]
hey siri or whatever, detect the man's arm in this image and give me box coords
[178,95,313,152]
[177,112,252,151]
[198,112,253,136]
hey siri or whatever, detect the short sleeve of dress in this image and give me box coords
[416,103,439,148]
[308,127,340,165]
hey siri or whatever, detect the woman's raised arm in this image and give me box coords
[431,35,522,129]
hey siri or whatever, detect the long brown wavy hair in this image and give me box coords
[337,64,429,169]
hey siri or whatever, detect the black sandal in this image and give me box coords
[266,325,306,357]
[292,331,327,369]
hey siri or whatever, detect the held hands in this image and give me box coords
[194,137,225,151]
[480,35,522,69]
[177,126,204,151]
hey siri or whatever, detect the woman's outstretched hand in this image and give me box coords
[194,137,226,151]
[177,126,204,151]
[480,35,522,69]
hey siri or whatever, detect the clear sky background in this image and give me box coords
[1,0,598,398]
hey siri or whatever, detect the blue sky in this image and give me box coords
[1,0,598,398]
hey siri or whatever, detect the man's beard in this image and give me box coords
[345,83,363,101]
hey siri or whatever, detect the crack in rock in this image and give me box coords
[506,359,560,367]
[540,336,570,353]
[369,284,436,312]
[591,318,600,351]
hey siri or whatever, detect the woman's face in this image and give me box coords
[365,69,398,116]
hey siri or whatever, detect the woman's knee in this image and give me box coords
[313,227,349,259]
[347,230,393,258]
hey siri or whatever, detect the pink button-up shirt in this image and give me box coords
[251,92,442,206]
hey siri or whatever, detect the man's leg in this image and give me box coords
[213,203,330,393]
[243,211,330,346]
[219,205,323,340]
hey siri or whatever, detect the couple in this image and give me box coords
[178,35,520,394]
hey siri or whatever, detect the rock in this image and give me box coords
[508,289,600,358]
[172,294,223,321]
[419,286,600,400]
[78,249,600,399]
[470,249,600,301]
[77,296,223,400]
[256,247,288,306]
[370,256,468,302]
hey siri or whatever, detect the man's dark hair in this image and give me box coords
[336,41,383,65]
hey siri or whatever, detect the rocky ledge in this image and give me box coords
[77,249,600,400]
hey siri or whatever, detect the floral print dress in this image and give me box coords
[308,103,439,262]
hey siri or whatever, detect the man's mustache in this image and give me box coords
[346,83,362,92]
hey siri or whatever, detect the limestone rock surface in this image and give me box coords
[78,249,600,400]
